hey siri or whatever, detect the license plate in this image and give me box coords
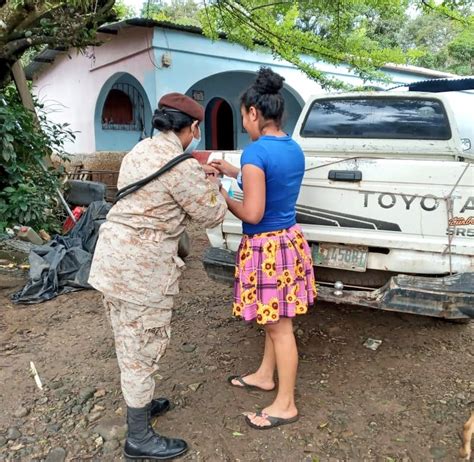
[312,243,368,272]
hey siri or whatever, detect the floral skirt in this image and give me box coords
[233,225,317,325]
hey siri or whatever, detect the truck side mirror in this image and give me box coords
[461,138,472,152]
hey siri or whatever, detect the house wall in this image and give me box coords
[31,24,441,155]
[32,28,155,153]
[185,71,304,149]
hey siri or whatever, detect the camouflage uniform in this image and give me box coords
[89,130,227,408]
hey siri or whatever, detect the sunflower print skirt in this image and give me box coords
[233,225,317,325]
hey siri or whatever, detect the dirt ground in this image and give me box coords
[0,225,473,462]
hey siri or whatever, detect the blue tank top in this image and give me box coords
[240,135,305,235]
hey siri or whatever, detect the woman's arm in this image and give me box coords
[209,159,240,179]
[223,164,265,225]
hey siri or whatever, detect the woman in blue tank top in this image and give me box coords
[212,67,317,429]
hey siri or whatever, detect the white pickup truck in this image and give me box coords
[203,89,474,321]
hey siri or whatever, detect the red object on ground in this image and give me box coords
[63,206,85,234]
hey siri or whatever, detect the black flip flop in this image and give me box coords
[245,411,299,430]
[227,375,276,392]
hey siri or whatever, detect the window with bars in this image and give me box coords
[102,83,145,131]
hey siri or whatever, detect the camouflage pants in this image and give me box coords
[103,295,173,408]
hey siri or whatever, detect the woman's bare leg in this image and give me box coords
[247,318,298,426]
[231,331,276,390]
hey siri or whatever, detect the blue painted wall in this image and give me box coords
[94,26,446,152]
[185,71,303,150]
[95,73,152,151]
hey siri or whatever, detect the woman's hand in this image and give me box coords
[202,164,220,178]
[209,159,240,178]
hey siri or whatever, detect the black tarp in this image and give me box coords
[11,201,111,304]
[408,77,474,93]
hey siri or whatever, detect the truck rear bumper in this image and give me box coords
[203,247,473,320]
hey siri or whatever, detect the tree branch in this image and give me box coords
[2,36,57,59]
[250,2,293,12]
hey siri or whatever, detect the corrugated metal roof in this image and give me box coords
[24,17,460,81]
[25,48,67,80]
[98,18,204,36]
[25,19,211,80]
[381,63,458,79]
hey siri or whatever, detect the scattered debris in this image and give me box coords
[4,228,15,238]
[13,406,30,418]
[181,343,196,353]
[94,436,104,447]
[363,338,383,351]
[30,361,43,390]
[188,382,202,392]
[460,411,474,460]
[91,404,105,413]
[94,389,106,398]
[94,418,127,441]
[45,447,67,462]
[15,226,43,245]
[10,442,24,451]
[38,229,52,242]
[6,427,22,441]
[79,387,96,404]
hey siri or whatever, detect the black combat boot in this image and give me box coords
[150,398,170,418]
[124,404,188,460]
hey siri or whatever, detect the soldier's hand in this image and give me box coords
[209,159,240,178]
[207,175,221,187]
[202,164,219,177]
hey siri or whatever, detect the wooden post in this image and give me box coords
[10,60,77,222]
[10,60,52,167]
[11,61,37,116]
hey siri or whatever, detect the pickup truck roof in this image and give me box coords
[292,91,465,160]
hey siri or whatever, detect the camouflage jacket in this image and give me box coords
[88,130,227,306]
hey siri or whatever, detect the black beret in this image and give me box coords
[158,92,204,122]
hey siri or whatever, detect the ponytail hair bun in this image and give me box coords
[254,67,284,95]
[240,67,286,126]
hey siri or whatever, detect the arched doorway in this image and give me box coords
[186,71,304,150]
[205,98,234,150]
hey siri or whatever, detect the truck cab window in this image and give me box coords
[301,98,451,140]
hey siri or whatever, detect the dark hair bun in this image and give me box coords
[152,108,195,133]
[254,67,284,95]
[152,109,172,131]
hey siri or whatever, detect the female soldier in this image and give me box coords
[89,93,227,460]
[212,68,317,430]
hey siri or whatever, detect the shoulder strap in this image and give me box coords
[113,152,193,204]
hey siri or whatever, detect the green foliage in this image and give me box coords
[395,4,474,76]
[0,87,74,233]
[446,25,474,74]
[139,0,472,84]
[1,0,118,87]
[141,0,201,26]
[114,0,137,19]
[200,0,422,89]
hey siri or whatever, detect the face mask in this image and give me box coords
[183,126,201,154]
[183,135,200,154]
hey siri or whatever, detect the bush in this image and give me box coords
[0,86,75,233]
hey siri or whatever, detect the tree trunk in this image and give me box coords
[10,60,36,115]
